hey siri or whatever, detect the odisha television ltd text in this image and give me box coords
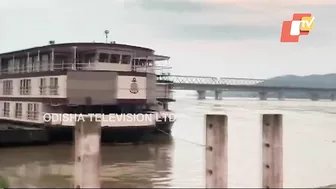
[43,113,176,122]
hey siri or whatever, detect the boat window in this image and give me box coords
[3,80,13,95]
[32,56,37,63]
[2,60,9,73]
[110,54,120,63]
[20,79,31,95]
[147,60,154,67]
[19,59,25,73]
[121,55,131,64]
[132,59,140,66]
[50,77,59,95]
[41,54,49,63]
[27,103,33,120]
[139,59,147,66]
[13,60,19,73]
[40,78,47,95]
[15,103,22,119]
[33,104,39,120]
[84,53,95,63]
[54,55,67,64]
[3,102,10,117]
[98,53,109,63]
[31,56,38,71]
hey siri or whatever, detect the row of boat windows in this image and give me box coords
[2,53,152,65]
[3,53,131,64]
[98,53,130,64]
[3,102,39,120]
[98,54,154,66]
[2,78,59,96]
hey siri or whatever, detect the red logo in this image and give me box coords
[280,13,314,43]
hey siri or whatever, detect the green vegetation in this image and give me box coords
[260,74,336,88]
[0,175,9,189]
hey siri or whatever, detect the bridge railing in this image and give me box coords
[218,77,265,85]
[157,75,265,86]
[156,75,336,92]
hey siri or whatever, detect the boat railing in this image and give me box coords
[0,62,159,75]
[157,74,174,83]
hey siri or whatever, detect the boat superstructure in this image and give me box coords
[0,42,175,140]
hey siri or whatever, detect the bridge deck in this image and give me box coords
[157,75,336,92]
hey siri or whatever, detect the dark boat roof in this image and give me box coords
[0,42,155,56]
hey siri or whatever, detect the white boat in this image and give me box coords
[0,41,175,142]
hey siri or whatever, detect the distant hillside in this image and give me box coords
[204,74,336,99]
[260,74,336,88]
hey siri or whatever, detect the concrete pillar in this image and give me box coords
[310,93,319,101]
[214,90,222,100]
[262,114,283,188]
[259,92,268,101]
[197,90,206,100]
[74,116,101,188]
[277,91,285,101]
[205,114,228,188]
[331,94,335,101]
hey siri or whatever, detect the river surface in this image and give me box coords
[1,97,336,188]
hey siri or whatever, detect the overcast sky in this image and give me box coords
[0,0,335,79]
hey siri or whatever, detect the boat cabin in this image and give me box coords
[0,42,170,74]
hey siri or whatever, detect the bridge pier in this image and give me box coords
[197,90,206,100]
[259,92,268,101]
[331,94,335,101]
[310,93,319,101]
[214,90,222,100]
[277,91,285,101]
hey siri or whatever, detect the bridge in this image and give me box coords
[157,75,336,101]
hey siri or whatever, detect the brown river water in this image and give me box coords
[1,98,336,188]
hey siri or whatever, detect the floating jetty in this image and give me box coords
[0,124,49,146]
[0,123,166,146]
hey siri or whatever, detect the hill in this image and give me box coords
[260,74,336,88]
[204,74,336,99]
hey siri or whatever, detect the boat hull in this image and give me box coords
[48,125,156,143]
[0,119,156,145]
[0,111,176,145]
[0,125,49,146]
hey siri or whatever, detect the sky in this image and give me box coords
[0,0,335,79]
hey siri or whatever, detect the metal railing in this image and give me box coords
[157,75,265,86]
[0,62,170,75]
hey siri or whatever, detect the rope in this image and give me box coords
[155,128,207,148]
[155,127,336,188]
